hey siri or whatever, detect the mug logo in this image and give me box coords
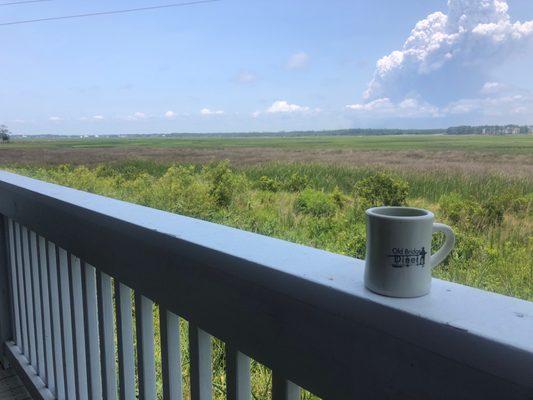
[387,247,427,268]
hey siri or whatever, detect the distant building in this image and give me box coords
[447,125,530,135]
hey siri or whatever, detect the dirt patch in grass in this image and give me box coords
[1,146,532,177]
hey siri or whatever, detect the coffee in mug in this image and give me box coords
[364,206,455,298]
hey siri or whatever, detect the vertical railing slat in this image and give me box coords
[14,223,28,358]
[70,255,89,400]
[272,374,301,400]
[47,242,65,400]
[29,231,45,379]
[21,226,36,367]
[0,216,13,368]
[136,293,157,400]
[160,309,182,400]
[97,271,117,400]
[58,247,76,399]
[82,263,102,400]
[7,220,21,350]
[39,236,55,395]
[115,281,135,400]
[189,324,212,400]
[226,348,251,400]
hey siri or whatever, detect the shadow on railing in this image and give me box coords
[0,170,532,400]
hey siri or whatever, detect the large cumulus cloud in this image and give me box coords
[361,0,533,107]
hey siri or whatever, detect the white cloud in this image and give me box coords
[286,51,310,70]
[346,97,440,118]
[164,110,176,119]
[49,116,62,121]
[443,93,532,116]
[200,108,224,116]
[480,81,506,94]
[236,70,256,84]
[123,111,148,121]
[362,0,533,105]
[266,100,310,113]
[92,115,104,120]
[345,90,533,120]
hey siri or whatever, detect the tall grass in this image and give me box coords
[244,162,533,202]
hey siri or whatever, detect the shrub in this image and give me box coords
[480,196,505,226]
[331,186,348,208]
[257,176,281,192]
[354,172,409,206]
[439,192,482,227]
[294,188,336,217]
[439,192,506,229]
[204,161,247,208]
[284,173,309,192]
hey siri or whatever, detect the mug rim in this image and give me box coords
[366,206,434,220]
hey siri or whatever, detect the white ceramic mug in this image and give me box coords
[364,206,455,298]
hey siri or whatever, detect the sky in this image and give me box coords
[1,0,533,135]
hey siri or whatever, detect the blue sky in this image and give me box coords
[1,0,533,134]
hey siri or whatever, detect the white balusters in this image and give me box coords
[160,309,183,400]
[97,271,117,400]
[82,263,102,400]
[272,375,301,400]
[7,220,21,350]
[47,242,65,399]
[136,294,157,400]
[226,348,251,400]
[29,231,45,379]
[58,247,76,399]
[115,281,135,400]
[189,324,212,400]
[38,236,55,395]
[70,255,89,400]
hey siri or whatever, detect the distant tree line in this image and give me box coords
[446,125,530,135]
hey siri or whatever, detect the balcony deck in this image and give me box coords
[0,367,32,400]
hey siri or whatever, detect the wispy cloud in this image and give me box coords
[266,100,310,114]
[200,108,224,115]
[164,110,177,119]
[49,116,62,121]
[286,51,309,70]
[235,70,256,84]
[123,111,148,121]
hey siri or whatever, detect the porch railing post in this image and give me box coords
[0,215,14,368]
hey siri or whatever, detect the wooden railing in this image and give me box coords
[0,170,532,400]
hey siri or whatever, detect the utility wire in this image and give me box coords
[0,0,51,6]
[0,0,219,26]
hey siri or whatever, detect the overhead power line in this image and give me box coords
[0,0,51,6]
[0,0,219,26]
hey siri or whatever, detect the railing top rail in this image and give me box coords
[1,170,532,399]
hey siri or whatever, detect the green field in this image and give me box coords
[2,134,532,400]
[6,134,533,154]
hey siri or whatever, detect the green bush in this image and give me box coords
[204,161,247,207]
[257,175,281,192]
[294,188,336,217]
[331,186,348,208]
[439,192,506,229]
[283,172,309,192]
[354,172,409,206]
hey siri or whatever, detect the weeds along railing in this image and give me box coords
[0,170,532,400]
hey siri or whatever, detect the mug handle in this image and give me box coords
[431,223,455,268]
